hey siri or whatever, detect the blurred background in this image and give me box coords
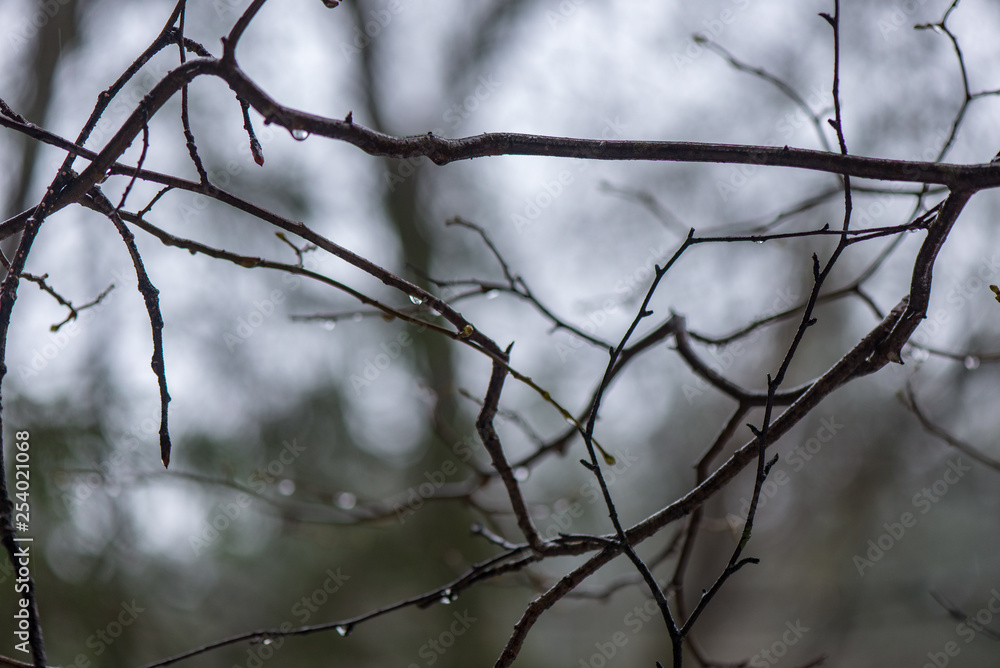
[1,0,1000,665]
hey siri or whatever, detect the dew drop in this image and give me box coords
[278,479,295,496]
[337,492,357,510]
[322,321,336,331]
[513,467,530,482]
[440,589,454,604]
[409,295,423,305]
[911,347,930,362]
[335,625,352,637]
[485,289,500,300]
[752,239,765,244]
[964,355,980,370]
[291,128,310,141]
[262,638,273,645]
[352,313,363,323]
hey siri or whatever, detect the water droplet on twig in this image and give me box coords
[291,128,310,141]
[964,355,980,370]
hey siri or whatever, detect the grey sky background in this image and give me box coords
[2,0,1000,666]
